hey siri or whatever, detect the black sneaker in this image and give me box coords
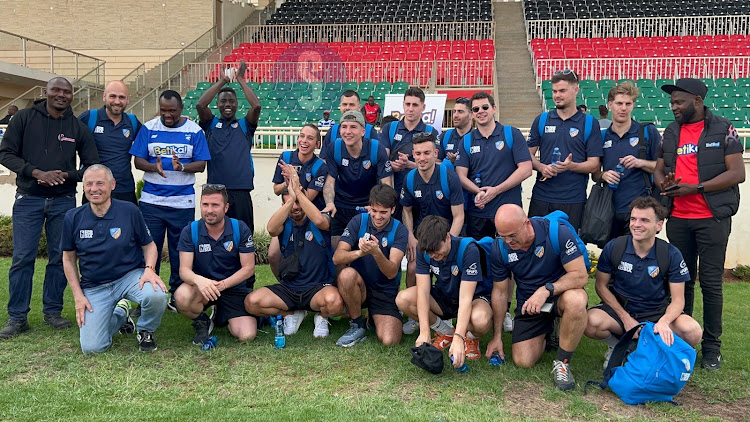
[166,295,178,313]
[191,313,214,345]
[116,299,135,334]
[137,330,157,352]
[701,353,722,371]
[0,319,30,339]
[43,314,72,329]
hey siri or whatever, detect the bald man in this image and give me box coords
[79,81,142,204]
[487,204,588,391]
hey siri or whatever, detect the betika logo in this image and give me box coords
[154,145,189,156]
[677,144,698,155]
[705,142,720,148]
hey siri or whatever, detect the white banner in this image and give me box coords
[383,94,447,133]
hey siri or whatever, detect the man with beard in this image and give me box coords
[79,81,142,204]
[0,77,99,339]
[655,78,745,371]
[437,97,473,163]
[130,90,211,309]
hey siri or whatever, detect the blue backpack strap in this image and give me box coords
[438,163,449,198]
[231,218,240,248]
[425,124,434,134]
[86,109,98,132]
[538,112,549,138]
[370,139,379,166]
[441,159,455,172]
[126,113,137,134]
[503,125,513,149]
[423,251,431,264]
[405,169,416,196]
[389,122,398,145]
[462,132,472,156]
[308,221,325,247]
[455,237,475,270]
[358,213,370,239]
[365,125,372,139]
[387,219,400,249]
[331,123,340,140]
[440,128,454,155]
[584,114,593,143]
[280,218,293,250]
[548,216,562,256]
[238,117,248,135]
[282,150,292,165]
[191,220,200,250]
[310,156,323,175]
[334,139,343,165]
[497,238,510,264]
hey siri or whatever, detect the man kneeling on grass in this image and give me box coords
[62,165,167,353]
[245,168,343,339]
[584,196,702,367]
[175,184,257,344]
[396,215,493,370]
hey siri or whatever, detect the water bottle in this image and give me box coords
[274,315,286,348]
[551,147,562,165]
[489,352,505,366]
[355,206,369,214]
[201,336,218,351]
[609,163,626,190]
[473,173,482,186]
[451,355,469,373]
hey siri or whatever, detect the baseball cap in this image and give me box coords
[340,110,365,127]
[661,78,708,99]
[410,343,444,374]
[323,110,330,115]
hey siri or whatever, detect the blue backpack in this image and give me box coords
[191,218,240,250]
[462,125,514,157]
[423,236,494,281]
[281,151,324,182]
[496,211,591,271]
[358,214,402,280]
[538,111,595,143]
[404,163,452,201]
[279,217,333,282]
[86,109,138,139]
[333,138,380,167]
[587,322,696,405]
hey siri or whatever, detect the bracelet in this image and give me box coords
[453,332,466,342]
[145,265,155,272]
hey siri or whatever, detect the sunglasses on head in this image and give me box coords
[471,104,491,113]
[202,183,227,193]
[553,69,579,81]
[413,131,435,142]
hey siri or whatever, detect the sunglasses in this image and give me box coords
[455,97,470,105]
[413,131,436,142]
[202,183,227,193]
[471,104,491,113]
[553,69,579,81]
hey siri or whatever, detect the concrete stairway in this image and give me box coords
[494,2,542,128]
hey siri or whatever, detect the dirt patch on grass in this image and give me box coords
[502,382,566,420]
[678,387,750,422]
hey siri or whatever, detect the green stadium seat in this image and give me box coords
[640,87,659,98]
[289,110,306,123]
[704,97,716,109]
[322,91,340,102]
[330,110,342,121]
[261,100,279,110]
[325,82,342,92]
[392,81,409,93]
[276,82,292,92]
[543,89,553,99]
[715,78,735,88]
[725,87,747,98]
[636,79,655,89]
[260,82,276,92]
[246,82,260,91]
[266,92,286,101]
[579,80,597,89]
[342,81,358,91]
[633,109,656,122]
[582,89,600,100]
[736,78,750,88]
[292,82,308,92]
[617,78,635,86]
[183,98,197,108]
[705,87,723,98]
[715,97,735,109]
[656,109,674,124]
[545,99,555,110]
[359,81,375,92]
[720,109,745,123]
[736,97,750,109]
[633,101,648,109]
[700,78,716,88]
[648,98,669,109]
[228,82,241,91]
[185,90,202,100]
[196,82,212,90]
[374,81,392,92]
[656,78,673,88]
[541,80,552,91]
[598,79,616,89]
[309,81,323,92]
[279,99,298,111]
[359,90,373,99]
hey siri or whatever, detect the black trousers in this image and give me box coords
[666,216,731,356]
[227,189,254,234]
[528,198,585,233]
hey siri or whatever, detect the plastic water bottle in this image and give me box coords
[489,352,505,366]
[355,206,369,214]
[201,336,218,351]
[551,147,562,165]
[274,315,286,348]
[609,163,626,190]
[451,356,469,373]
[473,173,482,186]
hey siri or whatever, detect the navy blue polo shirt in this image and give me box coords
[177,216,256,290]
[601,120,661,213]
[277,215,333,291]
[272,150,328,210]
[320,123,375,158]
[200,116,256,190]
[400,164,464,230]
[61,200,153,289]
[379,120,440,196]
[455,123,532,218]
[597,237,689,314]
[340,214,408,296]
[415,236,492,300]
[528,110,604,204]
[491,218,583,307]
[436,128,465,160]
[324,137,392,208]
[78,107,141,194]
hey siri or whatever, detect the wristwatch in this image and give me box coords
[545,283,555,297]
[697,183,705,194]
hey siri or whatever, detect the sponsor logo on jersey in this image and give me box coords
[618,261,633,273]
[603,140,613,148]
[544,126,556,134]
[565,239,578,255]
[80,230,93,239]
[466,262,478,276]
[342,158,350,166]
[470,145,481,154]
[122,128,131,138]
[508,252,519,263]
[215,122,223,129]
[415,190,422,198]
[677,143,698,155]
[199,244,212,253]
[94,126,104,134]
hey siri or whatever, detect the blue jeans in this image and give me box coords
[8,193,76,320]
[80,268,167,354]
[139,202,194,293]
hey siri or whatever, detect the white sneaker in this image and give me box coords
[503,312,514,332]
[402,318,418,335]
[283,310,307,335]
[313,313,330,338]
[603,345,615,369]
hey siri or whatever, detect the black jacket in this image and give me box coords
[0,99,99,197]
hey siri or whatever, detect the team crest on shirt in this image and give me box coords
[231,122,239,129]
[495,140,505,151]
[305,231,314,241]
[109,228,121,239]
[569,128,579,137]
[629,137,639,147]
[381,236,388,247]
[215,122,223,129]
[363,160,372,170]
[122,129,131,138]
[435,190,444,200]
[451,265,459,276]
[223,241,234,252]
[535,246,544,258]
[306,172,312,182]
[648,265,660,278]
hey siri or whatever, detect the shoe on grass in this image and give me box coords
[0,319,29,339]
[191,313,214,345]
[432,333,453,351]
[402,318,418,335]
[552,359,575,391]
[465,337,481,360]
[284,310,307,335]
[336,321,366,347]
[137,330,157,352]
[313,313,330,338]
[701,353,721,371]
[43,314,72,329]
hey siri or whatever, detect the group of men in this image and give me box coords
[0,68,742,388]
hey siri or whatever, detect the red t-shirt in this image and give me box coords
[672,120,713,219]
[363,103,381,123]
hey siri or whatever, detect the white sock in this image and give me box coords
[430,318,454,335]
[604,334,619,348]
[466,331,477,340]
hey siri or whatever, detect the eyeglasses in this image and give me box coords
[202,183,227,193]
[455,97,470,105]
[413,131,436,142]
[497,220,527,241]
[471,104,491,113]
[553,69,579,81]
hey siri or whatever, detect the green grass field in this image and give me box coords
[0,259,748,421]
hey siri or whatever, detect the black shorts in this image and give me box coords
[264,283,328,312]
[512,294,563,344]
[206,287,254,327]
[528,199,585,232]
[226,189,254,234]
[331,206,359,237]
[430,286,490,320]
[592,302,668,333]
[465,213,496,240]
[363,285,401,319]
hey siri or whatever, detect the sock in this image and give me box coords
[466,331,477,340]
[193,313,209,322]
[507,302,512,313]
[430,317,454,335]
[604,334,619,348]
[353,316,365,329]
[556,347,574,363]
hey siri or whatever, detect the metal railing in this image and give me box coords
[525,15,750,41]
[0,29,105,85]
[122,63,146,95]
[70,85,105,116]
[0,86,45,117]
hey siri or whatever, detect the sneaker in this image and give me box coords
[552,359,575,391]
[137,330,157,352]
[701,353,722,371]
[191,314,214,345]
[465,337,481,360]
[0,319,30,339]
[283,310,307,335]
[166,295,177,312]
[313,313,330,338]
[336,321,366,347]
[603,346,614,369]
[432,333,453,351]
[402,318,418,335]
[117,299,135,335]
[43,314,72,329]
[503,312,514,332]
